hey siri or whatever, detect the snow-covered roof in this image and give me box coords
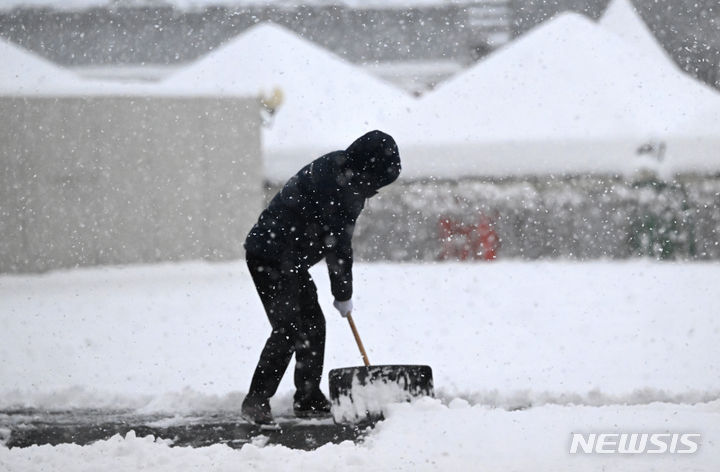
[0,38,182,96]
[1,36,264,97]
[415,12,716,142]
[599,0,670,65]
[165,22,413,180]
[0,38,90,95]
[388,12,720,178]
[598,0,720,138]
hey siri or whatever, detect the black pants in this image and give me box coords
[246,256,326,400]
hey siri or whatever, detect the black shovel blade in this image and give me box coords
[328,364,434,423]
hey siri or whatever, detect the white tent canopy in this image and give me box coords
[0,38,194,96]
[0,38,91,95]
[598,0,720,173]
[599,0,671,65]
[164,23,414,182]
[416,12,720,141]
[599,0,720,134]
[392,12,720,178]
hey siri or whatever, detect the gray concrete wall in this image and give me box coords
[0,96,262,273]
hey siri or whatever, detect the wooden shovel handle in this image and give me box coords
[346,313,370,367]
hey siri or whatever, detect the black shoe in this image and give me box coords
[293,390,332,419]
[241,395,275,425]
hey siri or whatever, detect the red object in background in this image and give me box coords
[438,214,500,261]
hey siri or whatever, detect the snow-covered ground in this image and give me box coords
[1,260,718,469]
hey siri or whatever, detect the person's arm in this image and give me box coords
[326,221,354,302]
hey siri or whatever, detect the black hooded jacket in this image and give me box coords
[244,130,401,301]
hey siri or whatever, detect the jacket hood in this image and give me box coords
[345,130,401,196]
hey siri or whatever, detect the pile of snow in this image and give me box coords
[163,23,413,181]
[332,377,415,423]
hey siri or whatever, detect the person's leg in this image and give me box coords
[292,269,331,416]
[245,257,301,401]
[293,269,326,396]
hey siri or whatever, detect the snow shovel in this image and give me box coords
[328,312,434,423]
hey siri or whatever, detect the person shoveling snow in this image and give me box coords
[241,130,401,426]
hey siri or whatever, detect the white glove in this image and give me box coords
[333,299,353,318]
